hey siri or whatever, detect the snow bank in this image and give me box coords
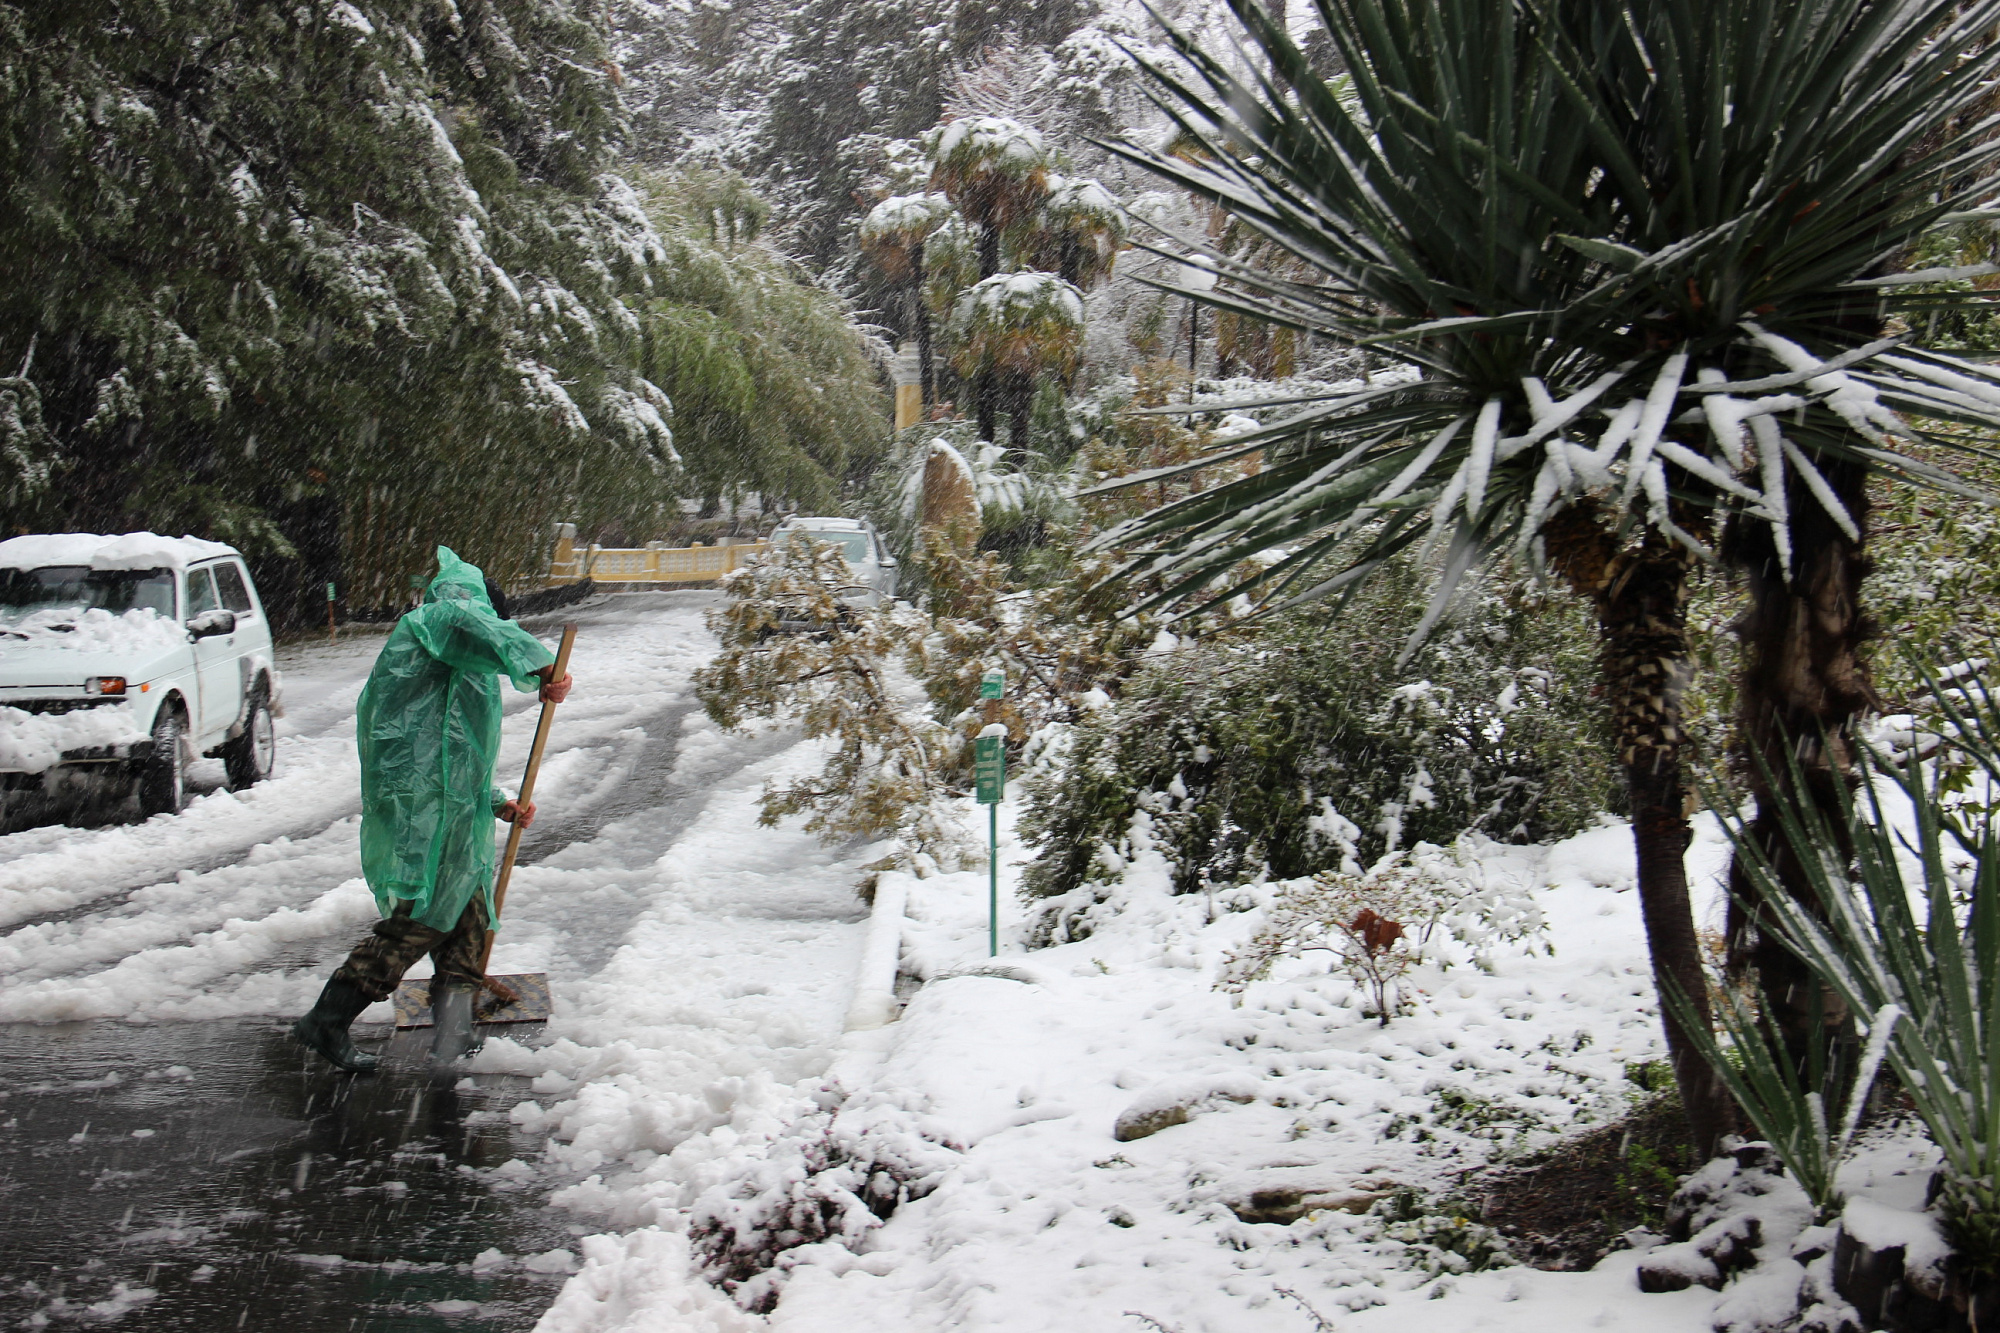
[0,530,236,571]
[0,701,148,774]
[534,1229,757,1333]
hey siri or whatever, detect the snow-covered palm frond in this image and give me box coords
[895,437,1064,529]
[927,117,1053,232]
[947,271,1087,380]
[859,193,957,282]
[1086,0,2000,632]
[1019,174,1128,289]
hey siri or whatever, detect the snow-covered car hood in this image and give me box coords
[0,609,189,691]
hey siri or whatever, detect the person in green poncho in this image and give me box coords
[293,548,573,1073]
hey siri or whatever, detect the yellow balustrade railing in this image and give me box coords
[547,524,767,586]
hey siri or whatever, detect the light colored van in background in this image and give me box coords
[0,532,281,817]
[768,516,900,608]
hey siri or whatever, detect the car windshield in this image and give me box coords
[0,566,177,624]
[786,531,871,561]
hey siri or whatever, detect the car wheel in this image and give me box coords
[223,690,276,791]
[138,706,188,816]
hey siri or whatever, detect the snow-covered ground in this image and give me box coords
[1,592,1942,1332]
[524,800,1739,1332]
[524,785,1938,1333]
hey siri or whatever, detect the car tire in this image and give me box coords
[222,689,276,791]
[138,706,188,816]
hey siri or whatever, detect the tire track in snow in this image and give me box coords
[0,593,737,1023]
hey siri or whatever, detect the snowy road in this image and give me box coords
[0,592,875,1330]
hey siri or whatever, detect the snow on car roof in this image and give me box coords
[774,517,866,530]
[0,532,239,572]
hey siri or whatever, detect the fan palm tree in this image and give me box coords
[1090,0,2000,1153]
[932,117,1056,440]
[948,271,1087,449]
[861,193,957,406]
[930,117,1054,280]
[1018,174,1128,290]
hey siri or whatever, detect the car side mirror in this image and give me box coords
[187,609,236,639]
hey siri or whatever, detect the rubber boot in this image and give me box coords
[428,980,483,1067]
[292,976,380,1073]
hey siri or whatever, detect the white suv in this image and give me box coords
[0,532,281,816]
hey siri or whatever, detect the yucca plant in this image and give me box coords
[1662,969,1898,1220]
[1092,0,2000,1151]
[1720,657,2000,1272]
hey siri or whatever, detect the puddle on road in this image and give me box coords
[0,1018,575,1330]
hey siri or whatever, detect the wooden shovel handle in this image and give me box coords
[478,622,577,975]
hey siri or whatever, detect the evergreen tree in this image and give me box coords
[0,1,674,614]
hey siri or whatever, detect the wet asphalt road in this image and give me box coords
[0,593,726,1330]
[0,1020,573,1331]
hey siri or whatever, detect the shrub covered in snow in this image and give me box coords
[1020,563,1609,910]
[694,539,975,872]
[1220,843,1549,1023]
[687,1091,959,1313]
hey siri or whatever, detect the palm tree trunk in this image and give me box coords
[1004,373,1034,449]
[1721,456,1875,1063]
[911,251,936,408]
[1546,501,1735,1157]
[976,374,998,443]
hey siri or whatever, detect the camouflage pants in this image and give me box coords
[332,897,489,1002]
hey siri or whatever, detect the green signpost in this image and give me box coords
[976,668,1005,956]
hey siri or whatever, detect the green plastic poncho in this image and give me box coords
[356,548,555,933]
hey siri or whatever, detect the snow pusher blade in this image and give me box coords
[392,973,551,1027]
[391,621,576,1032]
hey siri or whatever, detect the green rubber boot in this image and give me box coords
[428,980,484,1067]
[292,977,380,1073]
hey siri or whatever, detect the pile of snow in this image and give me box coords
[0,530,236,571]
[1,606,188,651]
[0,702,148,774]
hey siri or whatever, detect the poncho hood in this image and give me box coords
[424,546,494,611]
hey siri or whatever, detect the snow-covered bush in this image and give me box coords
[906,530,1158,773]
[1717,658,2000,1271]
[693,539,975,872]
[1367,1189,1516,1276]
[1020,562,1609,911]
[1219,844,1549,1024]
[687,1092,959,1313]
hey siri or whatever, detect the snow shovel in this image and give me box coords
[394,622,577,1028]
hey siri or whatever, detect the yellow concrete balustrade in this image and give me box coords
[547,524,768,586]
